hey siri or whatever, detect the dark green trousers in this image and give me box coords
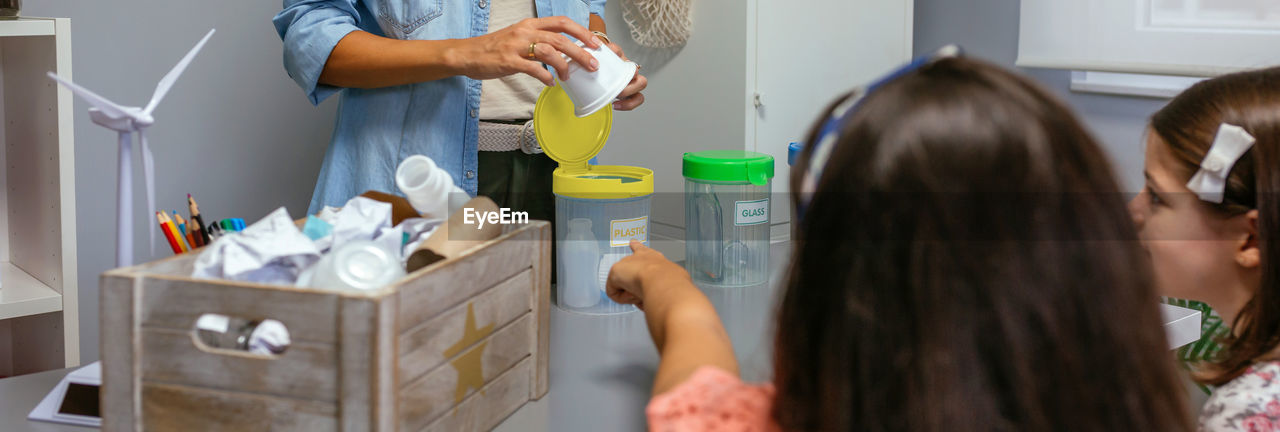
[477,150,557,226]
[478,150,558,281]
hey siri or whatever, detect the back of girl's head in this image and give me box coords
[773,57,1191,431]
[1150,67,1280,385]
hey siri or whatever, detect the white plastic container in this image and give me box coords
[555,40,638,118]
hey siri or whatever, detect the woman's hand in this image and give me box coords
[450,17,602,86]
[606,240,688,310]
[602,41,647,111]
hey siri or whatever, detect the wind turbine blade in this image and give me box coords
[143,28,215,115]
[46,72,132,120]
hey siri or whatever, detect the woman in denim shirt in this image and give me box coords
[273,0,647,219]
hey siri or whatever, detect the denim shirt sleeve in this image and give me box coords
[588,0,607,18]
[273,0,363,105]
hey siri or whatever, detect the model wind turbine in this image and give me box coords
[48,29,215,268]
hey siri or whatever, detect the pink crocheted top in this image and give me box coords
[646,366,779,432]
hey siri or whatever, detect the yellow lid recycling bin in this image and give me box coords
[535,85,653,315]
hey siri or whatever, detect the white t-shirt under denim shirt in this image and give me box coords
[479,0,542,121]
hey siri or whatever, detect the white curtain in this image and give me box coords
[1018,0,1280,76]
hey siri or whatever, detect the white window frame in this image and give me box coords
[1018,0,1280,77]
[1068,71,1205,99]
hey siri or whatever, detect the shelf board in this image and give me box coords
[0,262,61,320]
[0,18,55,37]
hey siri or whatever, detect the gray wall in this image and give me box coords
[23,1,337,363]
[913,0,1166,192]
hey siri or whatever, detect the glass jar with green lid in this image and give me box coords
[683,150,774,287]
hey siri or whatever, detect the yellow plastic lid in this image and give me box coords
[534,85,612,170]
[535,85,653,199]
[553,165,653,200]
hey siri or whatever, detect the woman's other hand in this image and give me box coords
[603,41,647,111]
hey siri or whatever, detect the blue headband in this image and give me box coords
[796,45,962,220]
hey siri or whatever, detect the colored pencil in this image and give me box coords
[173,211,197,249]
[160,212,189,252]
[187,225,201,248]
[155,212,182,254]
[188,194,211,245]
[187,205,204,247]
[161,212,184,252]
[174,221,191,251]
[173,212,188,236]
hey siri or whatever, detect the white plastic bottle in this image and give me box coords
[562,218,601,309]
[395,155,470,220]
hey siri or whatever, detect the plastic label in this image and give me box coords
[609,216,648,247]
[734,199,770,226]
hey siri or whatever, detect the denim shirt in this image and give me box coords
[273,0,605,214]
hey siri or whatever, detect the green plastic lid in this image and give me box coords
[682,150,775,185]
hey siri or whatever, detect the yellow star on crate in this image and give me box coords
[443,303,494,404]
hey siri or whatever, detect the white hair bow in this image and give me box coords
[1186,123,1256,204]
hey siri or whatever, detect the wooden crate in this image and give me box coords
[100,221,551,432]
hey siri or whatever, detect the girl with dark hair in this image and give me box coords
[1129,67,1280,431]
[606,56,1194,431]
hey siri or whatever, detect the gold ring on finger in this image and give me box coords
[527,42,538,60]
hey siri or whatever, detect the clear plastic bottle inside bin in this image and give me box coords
[562,218,602,309]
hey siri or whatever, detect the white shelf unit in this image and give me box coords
[0,17,79,377]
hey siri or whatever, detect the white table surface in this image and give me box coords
[0,241,1203,431]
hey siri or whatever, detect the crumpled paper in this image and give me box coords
[396,217,440,260]
[329,197,392,251]
[192,207,321,284]
[194,195,445,287]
